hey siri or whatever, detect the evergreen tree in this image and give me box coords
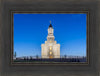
[64,55,67,58]
[14,52,17,57]
[36,55,39,59]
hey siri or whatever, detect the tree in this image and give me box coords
[64,55,67,58]
[30,56,32,60]
[36,55,39,59]
[14,52,17,58]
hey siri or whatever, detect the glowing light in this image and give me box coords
[49,46,52,50]
[49,52,52,55]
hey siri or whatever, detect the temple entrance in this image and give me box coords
[49,51,53,59]
[49,56,53,59]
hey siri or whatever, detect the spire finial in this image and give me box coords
[50,20,51,24]
[49,20,53,28]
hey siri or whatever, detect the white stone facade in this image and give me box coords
[41,23,60,58]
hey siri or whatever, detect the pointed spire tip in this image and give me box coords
[50,20,51,24]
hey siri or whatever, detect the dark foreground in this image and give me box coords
[14,58,86,63]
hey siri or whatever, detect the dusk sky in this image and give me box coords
[14,13,86,57]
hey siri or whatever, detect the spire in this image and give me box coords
[49,20,53,28]
[50,20,51,24]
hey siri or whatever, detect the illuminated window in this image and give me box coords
[49,46,52,50]
[49,51,52,55]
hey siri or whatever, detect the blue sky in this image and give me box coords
[14,13,87,57]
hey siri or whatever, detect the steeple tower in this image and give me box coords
[47,21,54,41]
[41,21,60,58]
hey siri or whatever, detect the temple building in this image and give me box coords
[41,22,60,58]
